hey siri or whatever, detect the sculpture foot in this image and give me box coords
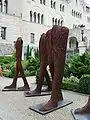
[4,84,16,89]
[74,103,90,114]
[18,86,30,91]
[39,99,57,111]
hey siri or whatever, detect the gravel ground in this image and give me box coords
[0,76,89,120]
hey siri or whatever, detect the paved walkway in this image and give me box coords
[0,76,89,120]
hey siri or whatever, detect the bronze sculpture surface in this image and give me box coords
[27,25,69,111]
[4,37,30,91]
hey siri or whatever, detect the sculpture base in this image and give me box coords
[2,87,30,91]
[24,91,51,97]
[29,99,72,115]
[71,109,90,120]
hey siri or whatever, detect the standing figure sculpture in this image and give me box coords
[27,25,69,111]
[4,37,30,91]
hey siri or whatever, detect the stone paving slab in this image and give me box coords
[0,77,89,120]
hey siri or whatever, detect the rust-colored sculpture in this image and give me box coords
[74,97,90,114]
[36,33,52,92]
[27,25,69,111]
[41,68,52,92]
[4,37,30,91]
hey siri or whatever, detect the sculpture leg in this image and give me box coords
[25,62,47,95]
[51,59,64,101]
[40,54,65,111]
[74,96,90,114]
[44,64,55,91]
[35,62,47,93]
[4,62,19,89]
[49,64,54,85]
[18,61,30,90]
[44,69,52,91]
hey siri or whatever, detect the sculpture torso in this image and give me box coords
[15,39,22,61]
[40,25,69,65]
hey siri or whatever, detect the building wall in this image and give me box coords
[0,0,90,55]
[8,0,22,17]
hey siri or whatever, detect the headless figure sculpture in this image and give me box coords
[4,37,30,90]
[28,25,69,111]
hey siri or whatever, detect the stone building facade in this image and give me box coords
[0,0,90,57]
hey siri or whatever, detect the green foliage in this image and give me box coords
[26,45,34,60]
[62,76,79,92]
[0,56,15,65]
[26,45,30,60]
[64,62,71,77]
[1,55,40,78]
[8,67,15,78]
[34,48,40,59]
[0,55,15,77]
[26,57,40,73]
[78,74,90,94]
[2,62,15,78]
[69,52,90,78]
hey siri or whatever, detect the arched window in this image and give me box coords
[61,20,63,26]
[78,12,80,18]
[78,13,79,17]
[76,12,78,17]
[53,2,56,9]
[55,18,57,25]
[58,19,60,26]
[72,9,74,16]
[40,0,42,4]
[0,0,2,12]
[80,13,82,18]
[51,0,53,8]
[62,5,64,12]
[37,13,40,23]
[41,14,44,24]
[60,4,62,11]
[43,0,45,5]
[52,17,54,26]
[34,12,36,23]
[30,11,32,22]
[4,0,8,13]
[74,11,75,16]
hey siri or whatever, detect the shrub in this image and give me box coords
[69,52,90,78]
[2,56,40,78]
[24,70,30,76]
[26,57,40,73]
[34,48,40,59]
[2,62,16,78]
[62,81,78,92]
[64,62,71,78]
[0,56,15,65]
[62,76,79,92]
[78,74,90,94]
